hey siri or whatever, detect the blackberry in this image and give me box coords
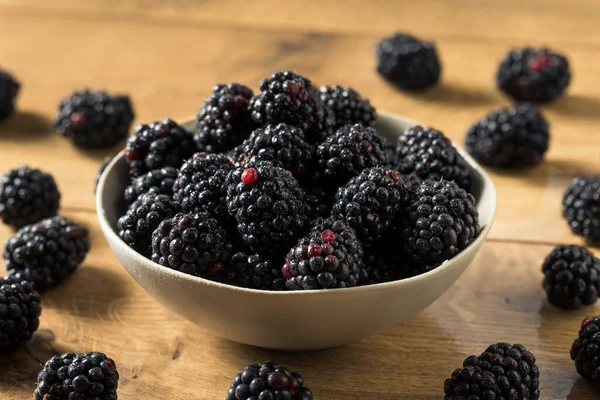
[94,155,114,193]
[375,33,441,90]
[225,160,310,252]
[151,212,231,279]
[173,153,234,219]
[194,83,256,153]
[0,277,41,352]
[227,361,313,400]
[332,168,410,247]
[571,315,600,385]
[250,71,335,142]
[283,218,365,290]
[34,351,119,400]
[444,364,498,400]
[402,180,479,268]
[54,88,135,149]
[465,103,549,168]
[562,176,600,244]
[497,47,571,103]
[4,216,89,291]
[395,125,472,190]
[225,252,286,290]
[125,118,197,178]
[305,187,333,220]
[315,124,387,189]
[360,250,402,285]
[318,85,376,129]
[542,245,600,310]
[234,124,314,180]
[118,193,181,257]
[123,167,177,206]
[0,69,20,120]
[0,166,60,229]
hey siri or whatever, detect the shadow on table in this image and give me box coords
[547,94,600,121]
[0,110,51,139]
[400,81,498,107]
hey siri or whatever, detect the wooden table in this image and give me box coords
[1,1,599,398]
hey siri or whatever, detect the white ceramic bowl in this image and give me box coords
[96,111,497,351]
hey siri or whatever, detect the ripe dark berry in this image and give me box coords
[0,165,60,229]
[123,166,177,206]
[54,88,135,148]
[4,216,89,291]
[465,103,549,168]
[95,155,114,193]
[0,69,20,120]
[0,277,41,352]
[376,33,441,90]
[34,351,119,400]
[318,85,376,129]
[226,252,286,290]
[497,47,571,102]
[562,176,600,244]
[571,315,600,386]
[305,187,333,220]
[194,83,256,153]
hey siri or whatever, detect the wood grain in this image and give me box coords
[0,0,599,398]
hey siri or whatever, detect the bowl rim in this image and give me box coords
[96,110,497,297]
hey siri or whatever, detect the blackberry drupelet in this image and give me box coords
[497,47,571,102]
[4,216,89,291]
[332,168,410,247]
[375,33,441,89]
[571,315,600,385]
[395,125,472,190]
[225,160,310,252]
[250,71,335,142]
[318,85,376,129]
[34,351,119,400]
[226,252,286,290]
[402,179,479,268]
[283,218,365,290]
[0,69,20,120]
[562,176,600,244]
[234,124,314,180]
[125,118,197,178]
[151,212,231,279]
[173,152,234,219]
[118,193,181,257]
[54,88,135,149]
[305,187,333,220]
[94,155,114,193]
[227,361,313,400]
[315,124,387,189]
[542,245,600,310]
[194,83,256,153]
[465,103,549,168]
[124,167,177,206]
[0,277,41,352]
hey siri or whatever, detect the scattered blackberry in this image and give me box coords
[0,166,60,229]
[54,88,135,149]
[315,124,387,189]
[225,252,286,290]
[465,103,550,168]
[562,176,600,244]
[542,245,600,310]
[227,361,313,400]
[497,47,571,102]
[283,218,365,290]
[118,193,181,257]
[375,33,441,90]
[395,125,472,190]
[234,124,314,180]
[125,118,197,178]
[250,71,335,142]
[94,155,114,193]
[0,277,41,352]
[194,83,256,153]
[124,167,177,206]
[318,85,376,129]
[402,180,479,268]
[151,212,231,279]
[173,153,234,219]
[34,351,119,400]
[332,168,410,247]
[0,69,20,120]
[4,216,89,291]
[305,187,333,220]
[225,160,310,252]
[571,315,600,385]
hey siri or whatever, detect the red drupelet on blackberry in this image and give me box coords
[123,166,177,206]
[562,176,600,244]
[571,315,600,386]
[318,85,376,129]
[0,277,41,352]
[0,69,20,120]
[225,252,286,291]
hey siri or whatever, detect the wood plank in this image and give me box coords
[0,212,595,399]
